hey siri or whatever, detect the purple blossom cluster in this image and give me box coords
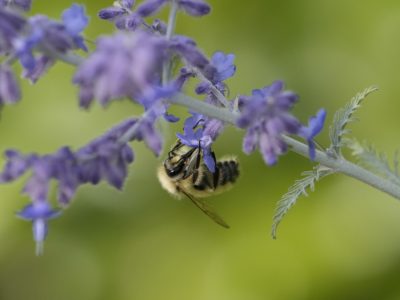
[0,0,32,11]
[0,118,137,254]
[237,81,326,164]
[73,31,167,108]
[99,0,210,31]
[0,0,327,253]
[0,4,88,103]
[177,112,225,172]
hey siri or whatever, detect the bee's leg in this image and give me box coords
[195,141,202,169]
[191,142,202,184]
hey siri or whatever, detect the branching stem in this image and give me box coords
[54,28,400,202]
[171,93,400,201]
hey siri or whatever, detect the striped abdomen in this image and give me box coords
[192,159,239,192]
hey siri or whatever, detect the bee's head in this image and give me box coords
[163,158,185,179]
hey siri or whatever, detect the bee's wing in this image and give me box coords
[182,191,230,229]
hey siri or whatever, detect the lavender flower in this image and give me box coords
[237,81,301,165]
[99,0,210,31]
[177,112,224,172]
[0,64,21,103]
[74,31,168,108]
[151,19,167,35]
[171,35,209,70]
[0,118,138,206]
[0,150,34,182]
[209,52,236,84]
[0,8,26,54]
[17,201,61,255]
[178,0,210,17]
[195,51,236,104]
[13,4,88,73]
[299,109,327,160]
[0,0,32,11]
[99,0,166,31]
[22,55,55,83]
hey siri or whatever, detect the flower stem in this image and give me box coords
[162,0,179,84]
[170,93,400,201]
[192,69,230,107]
[45,35,400,201]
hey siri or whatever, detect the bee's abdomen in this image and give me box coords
[214,159,239,187]
[192,159,239,191]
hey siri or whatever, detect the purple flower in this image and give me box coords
[237,81,301,165]
[0,65,21,104]
[0,150,34,182]
[61,3,89,50]
[76,118,137,190]
[171,35,209,69]
[99,0,167,31]
[177,112,224,172]
[98,7,126,20]
[99,0,209,31]
[195,51,236,101]
[209,51,236,84]
[0,8,26,54]
[22,55,55,83]
[0,0,32,11]
[178,0,210,17]
[0,118,138,207]
[17,201,61,255]
[12,4,88,73]
[122,0,135,9]
[74,31,168,108]
[299,109,326,160]
[136,0,167,17]
[151,19,167,34]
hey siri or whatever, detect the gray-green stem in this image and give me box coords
[170,93,400,201]
[53,30,400,202]
[162,0,179,85]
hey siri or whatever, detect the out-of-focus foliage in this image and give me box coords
[1,0,400,299]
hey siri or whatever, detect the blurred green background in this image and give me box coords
[1,0,400,299]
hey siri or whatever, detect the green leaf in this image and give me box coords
[271,165,334,239]
[328,86,378,157]
[347,139,400,185]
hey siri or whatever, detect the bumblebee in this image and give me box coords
[157,140,239,228]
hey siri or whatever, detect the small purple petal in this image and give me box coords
[17,202,60,220]
[0,150,33,182]
[210,51,236,83]
[121,0,135,9]
[22,55,55,83]
[242,128,258,154]
[98,7,126,20]
[299,108,327,160]
[163,112,180,123]
[172,38,209,69]
[17,202,60,255]
[136,0,167,17]
[62,4,89,36]
[178,0,211,16]
[203,151,215,173]
[195,81,211,94]
[152,19,167,35]
[0,65,20,104]
[0,0,32,11]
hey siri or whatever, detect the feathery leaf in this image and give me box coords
[347,139,400,185]
[328,86,378,157]
[271,165,334,239]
